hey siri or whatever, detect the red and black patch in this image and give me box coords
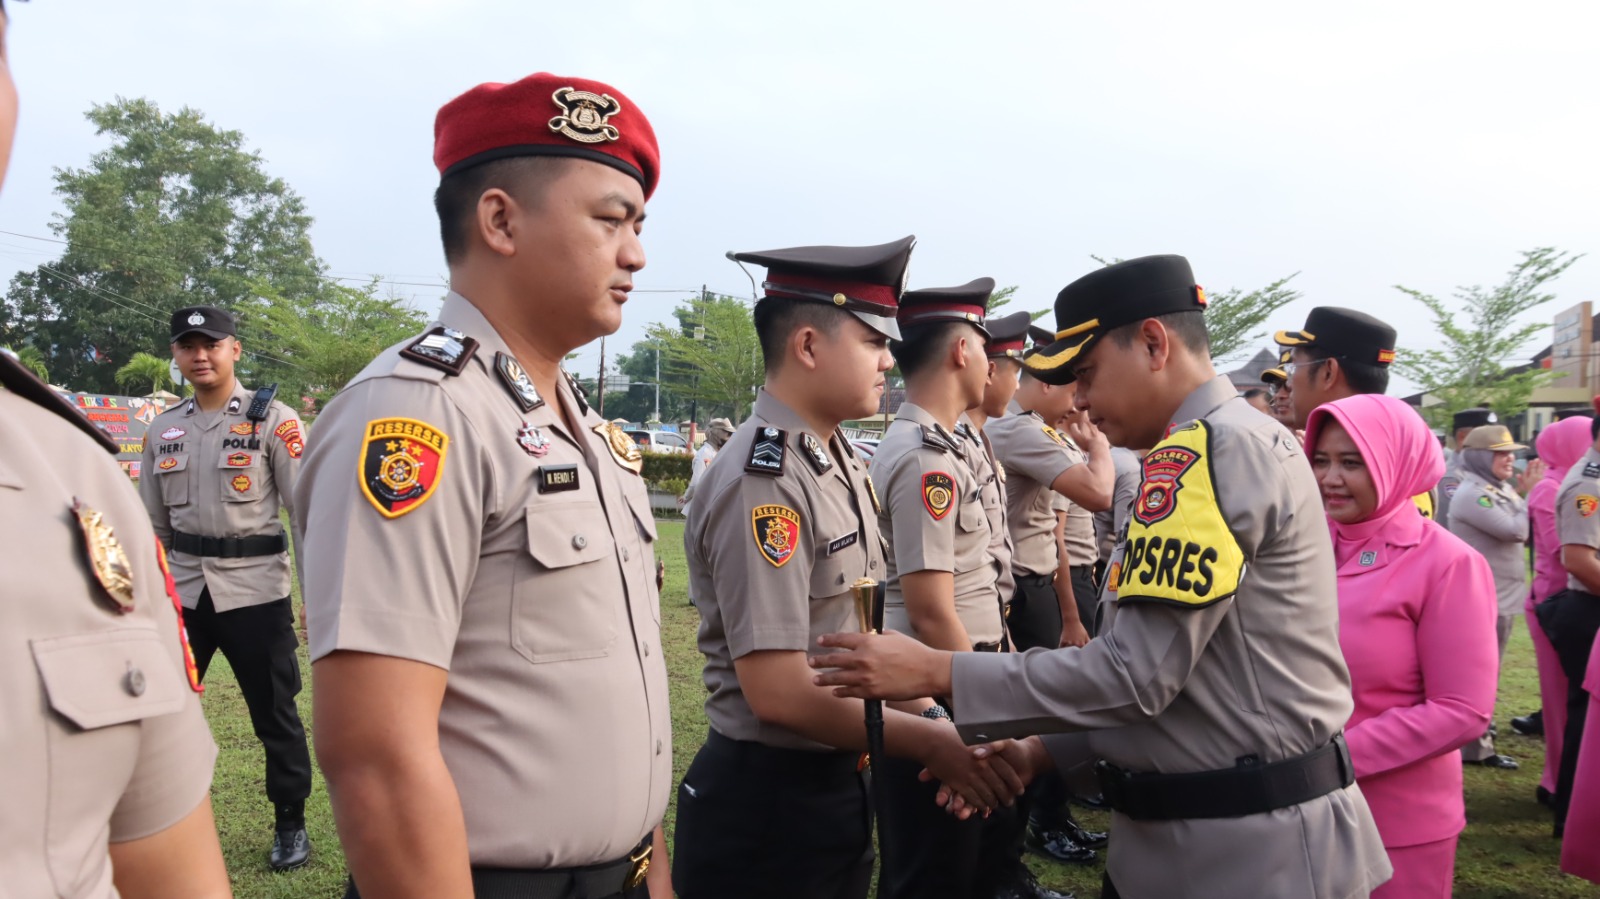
[752,504,801,567]
[226,452,253,467]
[922,471,955,521]
[275,420,305,459]
[230,421,256,436]
[1134,445,1199,526]
[360,418,449,519]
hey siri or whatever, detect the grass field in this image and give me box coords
[201,520,1599,898]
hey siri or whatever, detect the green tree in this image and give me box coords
[1,97,326,394]
[1090,256,1300,361]
[646,292,762,422]
[6,344,50,381]
[114,351,173,395]
[246,281,429,412]
[1395,247,1581,428]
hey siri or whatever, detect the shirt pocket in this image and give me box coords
[954,497,989,573]
[810,540,859,601]
[512,503,620,663]
[31,628,187,894]
[154,453,190,506]
[217,450,263,503]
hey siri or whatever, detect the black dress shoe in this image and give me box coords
[1466,754,1519,770]
[1060,819,1109,849]
[1536,786,1554,808]
[992,867,1075,899]
[1071,792,1110,811]
[1026,824,1098,864]
[1512,711,1544,737]
[270,828,311,871]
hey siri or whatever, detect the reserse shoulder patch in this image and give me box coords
[752,504,801,567]
[360,418,449,519]
[1116,420,1245,609]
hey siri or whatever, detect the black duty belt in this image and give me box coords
[1014,572,1055,587]
[344,836,652,899]
[171,530,286,558]
[1095,734,1354,821]
[972,641,1002,653]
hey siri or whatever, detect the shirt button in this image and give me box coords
[643,642,650,656]
[572,535,588,550]
[870,561,878,570]
[623,547,631,561]
[656,739,663,755]
[124,666,147,697]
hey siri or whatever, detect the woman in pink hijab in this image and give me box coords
[1562,634,1600,881]
[1306,395,1500,898]
[1526,415,1592,804]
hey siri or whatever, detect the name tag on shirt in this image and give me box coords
[538,464,581,494]
[827,532,859,556]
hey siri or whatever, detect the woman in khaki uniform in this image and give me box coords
[0,7,228,895]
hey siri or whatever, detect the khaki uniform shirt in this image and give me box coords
[1058,437,1098,567]
[1447,471,1529,616]
[986,401,1075,577]
[872,405,1003,646]
[959,413,1016,602]
[950,376,1390,899]
[1,387,216,898]
[1095,446,1143,565]
[1434,466,1461,530]
[1556,448,1600,592]
[139,380,302,610]
[297,292,670,869]
[687,390,886,751]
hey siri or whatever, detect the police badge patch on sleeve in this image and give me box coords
[360,418,449,518]
[752,504,801,567]
[922,472,955,521]
[1116,420,1245,609]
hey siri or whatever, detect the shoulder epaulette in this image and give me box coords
[0,351,118,454]
[399,326,478,376]
[921,424,957,452]
[1584,461,1600,480]
[746,426,787,475]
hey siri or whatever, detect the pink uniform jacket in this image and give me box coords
[1307,396,1500,850]
[1528,416,1589,795]
[1561,633,1600,882]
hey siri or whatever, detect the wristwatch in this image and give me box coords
[921,704,952,721]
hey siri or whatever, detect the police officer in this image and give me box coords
[1541,415,1600,836]
[1261,349,1297,429]
[813,255,1393,899]
[1436,407,1498,529]
[871,283,1064,899]
[1450,424,1532,770]
[297,73,670,898]
[961,309,1031,611]
[673,239,1025,899]
[1274,307,1437,519]
[139,303,314,870]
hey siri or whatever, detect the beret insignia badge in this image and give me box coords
[550,87,622,144]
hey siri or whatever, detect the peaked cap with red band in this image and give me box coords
[898,277,994,339]
[434,72,660,198]
[1026,254,1206,385]
[730,236,916,340]
[985,311,1033,360]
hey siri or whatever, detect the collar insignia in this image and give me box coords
[802,433,832,474]
[495,352,545,412]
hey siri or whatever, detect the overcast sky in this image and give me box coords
[3,0,1596,396]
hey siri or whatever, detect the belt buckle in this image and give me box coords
[625,842,652,890]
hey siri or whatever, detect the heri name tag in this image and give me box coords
[539,463,581,494]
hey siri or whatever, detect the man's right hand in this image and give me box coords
[917,726,1026,816]
[931,736,1052,817]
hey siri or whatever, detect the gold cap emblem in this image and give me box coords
[72,498,134,613]
[550,87,622,144]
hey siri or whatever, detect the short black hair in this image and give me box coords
[891,321,974,380]
[434,156,574,265]
[1242,387,1269,402]
[753,297,848,374]
[1303,346,1389,395]
[1104,309,1211,356]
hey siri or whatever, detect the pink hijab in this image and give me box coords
[1537,415,1593,483]
[1305,395,1446,568]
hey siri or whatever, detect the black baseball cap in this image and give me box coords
[1275,307,1396,367]
[1026,254,1207,385]
[1451,407,1497,431]
[170,305,236,341]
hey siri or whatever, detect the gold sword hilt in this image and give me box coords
[852,577,878,635]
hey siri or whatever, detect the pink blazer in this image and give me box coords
[1337,519,1500,848]
[1529,477,1564,606]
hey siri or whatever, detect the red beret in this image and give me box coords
[433,72,659,198]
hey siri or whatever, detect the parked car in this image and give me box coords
[850,438,880,461]
[627,429,692,455]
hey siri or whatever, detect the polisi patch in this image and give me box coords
[1135,445,1200,526]
[275,420,304,459]
[360,418,449,518]
[922,472,955,521]
[1578,495,1599,518]
[752,504,801,567]
[226,452,253,467]
[746,427,787,476]
[158,456,180,471]
[230,422,255,436]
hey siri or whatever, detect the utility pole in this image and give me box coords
[597,336,606,419]
[653,338,660,424]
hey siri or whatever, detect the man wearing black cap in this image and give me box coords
[1436,407,1498,530]
[812,255,1392,898]
[674,241,1026,899]
[869,283,1068,899]
[139,304,314,870]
